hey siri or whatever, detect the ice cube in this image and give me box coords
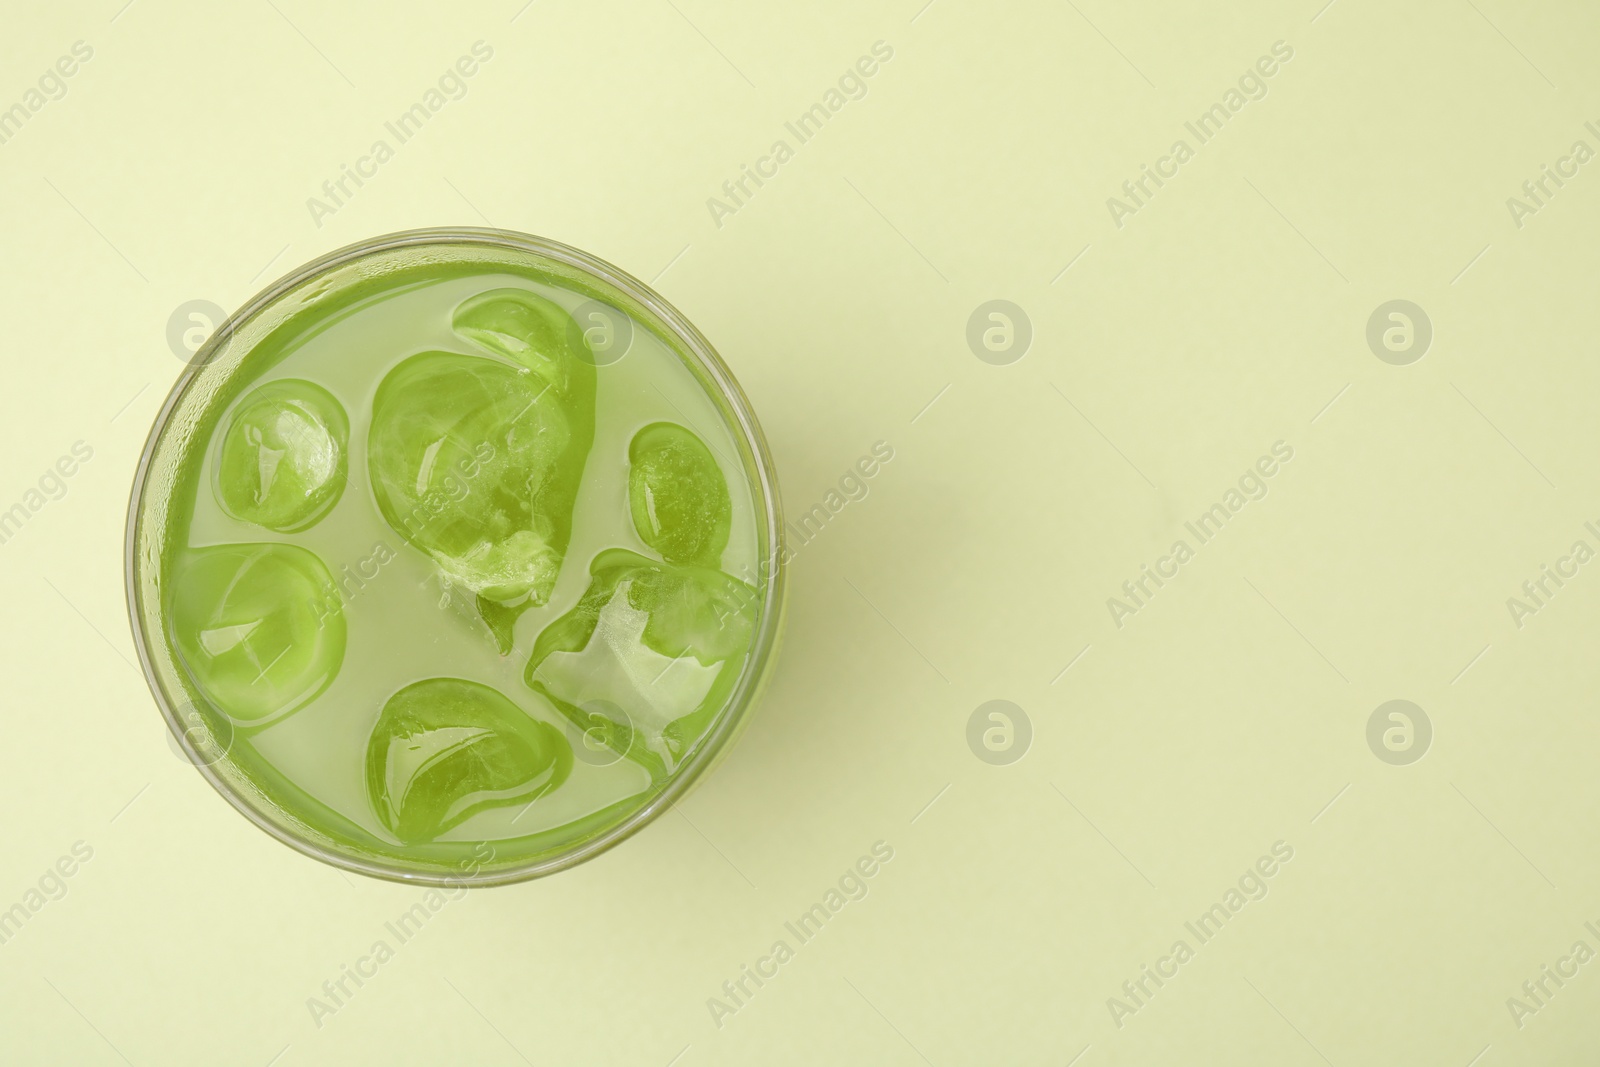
[214,379,348,532]
[526,548,756,774]
[366,289,595,651]
[627,422,731,567]
[365,677,572,842]
[452,287,596,398]
[166,543,346,725]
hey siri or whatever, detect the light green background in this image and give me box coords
[3,0,1599,1063]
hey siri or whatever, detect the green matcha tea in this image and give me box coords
[128,232,782,883]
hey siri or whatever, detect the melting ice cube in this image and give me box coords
[526,549,756,775]
[166,543,346,726]
[214,379,348,532]
[366,289,596,652]
[627,421,732,567]
[365,678,572,842]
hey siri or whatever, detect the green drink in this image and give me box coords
[127,230,784,885]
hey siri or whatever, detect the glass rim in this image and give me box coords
[124,226,787,887]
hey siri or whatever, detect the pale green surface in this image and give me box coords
[4,1,1600,1064]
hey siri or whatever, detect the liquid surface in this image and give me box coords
[161,266,761,869]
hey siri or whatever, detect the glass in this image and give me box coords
[125,228,786,886]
